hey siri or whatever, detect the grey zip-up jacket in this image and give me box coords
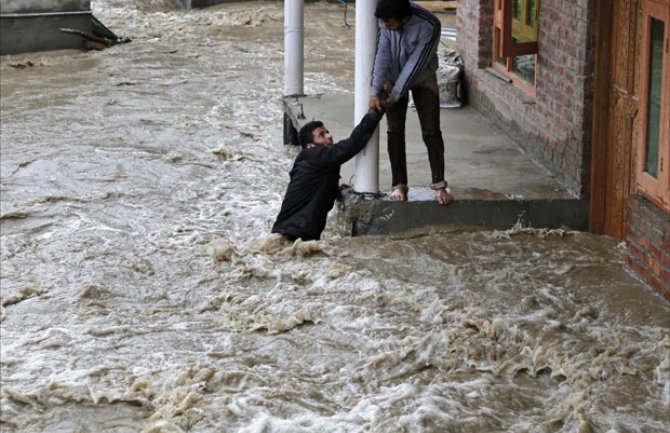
[371,2,441,102]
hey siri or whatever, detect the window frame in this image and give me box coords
[494,0,538,58]
[492,0,539,96]
[637,0,670,211]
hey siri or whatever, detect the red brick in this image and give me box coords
[648,276,662,293]
[660,269,670,286]
[648,244,670,269]
[661,254,670,270]
[648,258,662,277]
[627,238,642,257]
[638,235,651,250]
[662,236,670,253]
[639,266,651,281]
[629,256,643,270]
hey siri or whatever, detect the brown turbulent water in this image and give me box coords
[1,1,668,432]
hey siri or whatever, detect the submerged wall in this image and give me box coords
[1,0,89,13]
[175,0,244,9]
[0,0,91,55]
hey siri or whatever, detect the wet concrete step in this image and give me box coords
[343,191,588,235]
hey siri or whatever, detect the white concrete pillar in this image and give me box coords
[353,0,380,194]
[284,0,304,96]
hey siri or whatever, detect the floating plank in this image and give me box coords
[415,1,458,11]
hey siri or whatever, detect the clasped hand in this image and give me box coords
[369,95,396,112]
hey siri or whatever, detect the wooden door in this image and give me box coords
[590,0,643,239]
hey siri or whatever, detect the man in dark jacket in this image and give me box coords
[272,108,384,241]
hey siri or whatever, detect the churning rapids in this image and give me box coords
[1,1,668,432]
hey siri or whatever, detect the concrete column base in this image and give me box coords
[282,96,305,146]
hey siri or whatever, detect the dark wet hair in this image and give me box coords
[298,120,324,149]
[375,0,413,21]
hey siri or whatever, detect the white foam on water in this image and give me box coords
[1,2,668,432]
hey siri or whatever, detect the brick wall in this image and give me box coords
[625,196,670,299]
[457,0,595,196]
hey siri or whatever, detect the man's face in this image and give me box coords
[382,17,403,30]
[310,126,334,147]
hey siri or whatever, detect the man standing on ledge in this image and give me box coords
[369,0,453,205]
[272,108,384,242]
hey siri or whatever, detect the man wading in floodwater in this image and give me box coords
[272,108,384,241]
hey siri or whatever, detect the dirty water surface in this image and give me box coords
[1,1,668,432]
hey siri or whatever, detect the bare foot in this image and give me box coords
[435,188,453,205]
[388,187,407,202]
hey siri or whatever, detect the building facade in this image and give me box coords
[457,0,669,299]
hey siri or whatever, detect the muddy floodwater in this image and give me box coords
[1,1,669,432]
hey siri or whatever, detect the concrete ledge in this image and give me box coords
[344,191,589,235]
[1,13,91,55]
[1,0,90,14]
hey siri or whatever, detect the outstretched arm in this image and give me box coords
[307,109,384,168]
